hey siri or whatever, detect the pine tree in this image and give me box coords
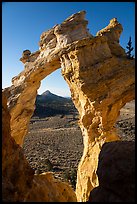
[126,36,134,59]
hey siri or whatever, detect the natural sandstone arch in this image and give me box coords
[3,11,135,202]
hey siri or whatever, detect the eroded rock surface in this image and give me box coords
[25,172,77,202]
[2,92,77,202]
[88,141,135,202]
[61,37,134,201]
[3,11,135,201]
[2,92,34,202]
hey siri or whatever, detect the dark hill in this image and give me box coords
[37,90,70,103]
[33,90,77,118]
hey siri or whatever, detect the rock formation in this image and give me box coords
[88,141,135,202]
[2,92,77,202]
[24,172,77,202]
[2,92,34,201]
[3,11,135,201]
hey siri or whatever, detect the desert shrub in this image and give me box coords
[63,169,71,181]
[63,168,77,189]
[45,158,53,171]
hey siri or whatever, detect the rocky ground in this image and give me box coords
[23,100,135,190]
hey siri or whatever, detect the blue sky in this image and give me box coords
[2,2,135,97]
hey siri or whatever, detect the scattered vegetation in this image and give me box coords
[45,158,53,171]
[63,168,77,190]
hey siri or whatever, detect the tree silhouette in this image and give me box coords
[126,36,134,59]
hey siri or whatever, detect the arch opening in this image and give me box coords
[115,100,135,141]
[22,69,84,190]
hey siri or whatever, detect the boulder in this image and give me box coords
[88,141,135,202]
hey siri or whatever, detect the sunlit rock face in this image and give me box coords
[3,11,135,202]
[2,92,77,202]
[96,18,126,57]
[2,92,34,202]
[61,33,134,201]
[24,172,77,202]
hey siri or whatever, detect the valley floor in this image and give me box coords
[23,100,135,189]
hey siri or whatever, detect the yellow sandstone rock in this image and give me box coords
[25,172,77,202]
[2,92,76,202]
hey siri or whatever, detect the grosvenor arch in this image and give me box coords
[2,11,135,202]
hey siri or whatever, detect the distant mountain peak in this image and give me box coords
[41,90,52,96]
[40,90,70,100]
